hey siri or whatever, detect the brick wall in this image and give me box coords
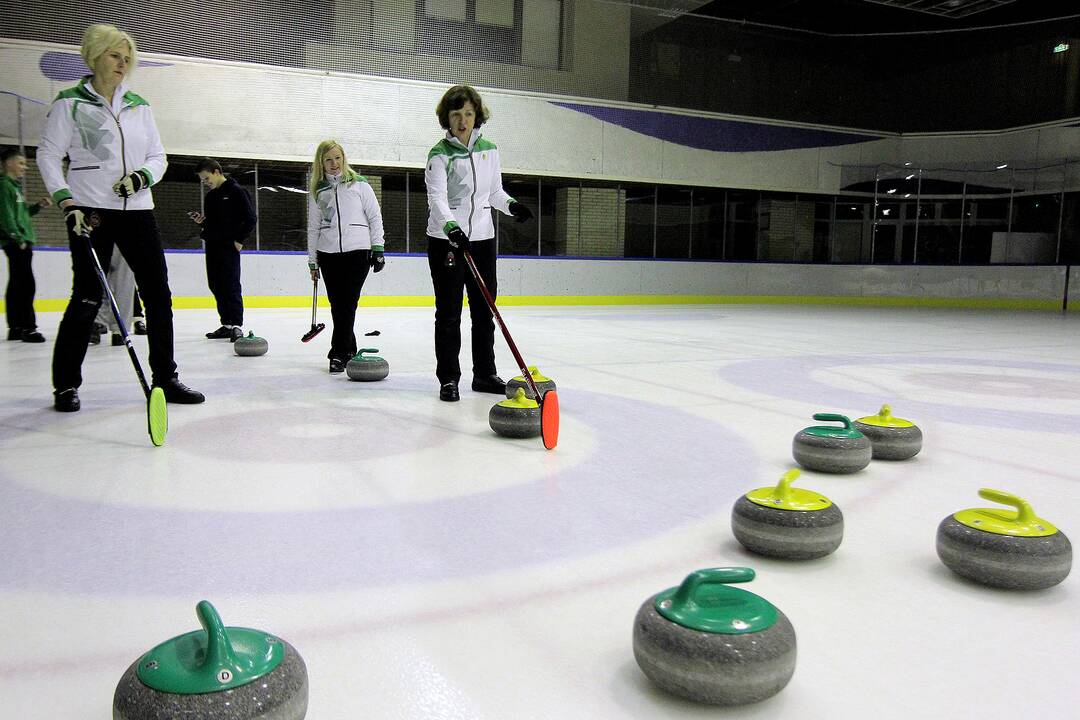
[556,186,625,257]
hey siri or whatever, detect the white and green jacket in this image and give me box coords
[307,173,385,268]
[38,76,167,211]
[425,129,514,241]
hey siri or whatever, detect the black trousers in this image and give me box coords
[205,240,243,326]
[3,243,37,331]
[426,236,497,384]
[53,208,177,391]
[317,248,370,361]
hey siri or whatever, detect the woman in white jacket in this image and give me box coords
[307,140,385,373]
[425,85,532,402]
[37,23,203,412]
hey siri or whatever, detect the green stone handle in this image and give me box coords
[670,567,755,609]
[812,412,853,430]
[197,600,242,678]
[978,488,1037,525]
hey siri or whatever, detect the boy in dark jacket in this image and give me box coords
[190,158,256,342]
[1,147,51,343]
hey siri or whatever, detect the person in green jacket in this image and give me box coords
[1,147,51,343]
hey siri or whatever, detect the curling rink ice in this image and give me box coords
[1,302,1079,719]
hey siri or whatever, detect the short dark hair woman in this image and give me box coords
[424,84,532,402]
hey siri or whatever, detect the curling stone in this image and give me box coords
[853,404,922,460]
[731,469,843,559]
[346,348,389,381]
[234,331,268,356]
[505,365,557,400]
[633,567,796,706]
[113,600,308,720]
[936,488,1072,590]
[792,413,872,474]
[488,388,541,439]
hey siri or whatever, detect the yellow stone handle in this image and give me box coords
[978,488,1037,525]
[773,469,801,503]
[878,404,892,420]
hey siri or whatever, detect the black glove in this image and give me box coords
[112,172,146,198]
[64,206,92,237]
[371,250,385,273]
[447,226,468,249]
[508,201,533,223]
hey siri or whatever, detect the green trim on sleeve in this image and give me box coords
[443,220,460,235]
[371,244,384,252]
[427,140,470,162]
[122,91,150,108]
[137,168,154,186]
[474,137,497,152]
[52,188,73,204]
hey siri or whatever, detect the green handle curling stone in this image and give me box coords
[114,601,309,720]
[633,568,797,705]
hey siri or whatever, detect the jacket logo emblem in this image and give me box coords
[89,212,102,228]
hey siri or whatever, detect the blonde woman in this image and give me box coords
[37,23,203,411]
[425,84,532,402]
[306,140,385,373]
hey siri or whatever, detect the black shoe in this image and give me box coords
[133,320,146,335]
[54,388,80,412]
[111,332,124,346]
[329,358,345,374]
[89,322,106,345]
[206,326,232,339]
[229,327,244,343]
[7,328,20,341]
[20,329,45,343]
[471,374,506,394]
[439,380,460,402]
[155,377,205,404]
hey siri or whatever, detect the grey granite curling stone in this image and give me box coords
[633,567,796,705]
[853,404,922,460]
[732,469,843,559]
[346,348,389,381]
[234,331,268,356]
[113,600,308,720]
[505,366,557,400]
[936,488,1072,590]
[792,412,872,474]
[489,388,541,439]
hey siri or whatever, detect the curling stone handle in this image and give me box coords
[774,469,801,501]
[812,412,852,429]
[978,488,1037,524]
[877,404,892,419]
[196,600,240,672]
[671,568,755,609]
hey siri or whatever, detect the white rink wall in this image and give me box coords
[14,248,1074,310]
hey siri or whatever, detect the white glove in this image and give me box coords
[65,207,92,237]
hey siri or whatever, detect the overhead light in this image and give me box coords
[904,194,912,198]
[851,206,858,211]
[905,174,915,180]
[996,164,1008,170]
[903,162,912,167]
[278,186,309,194]
[886,188,897,194]
[257,186,278,192]
[1054,43,1069,54]
[882,209,891,216]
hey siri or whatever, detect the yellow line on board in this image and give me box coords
[12,295,1069,312]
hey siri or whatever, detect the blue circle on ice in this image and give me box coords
[0,389,755,593]
[719,355,1080,433]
